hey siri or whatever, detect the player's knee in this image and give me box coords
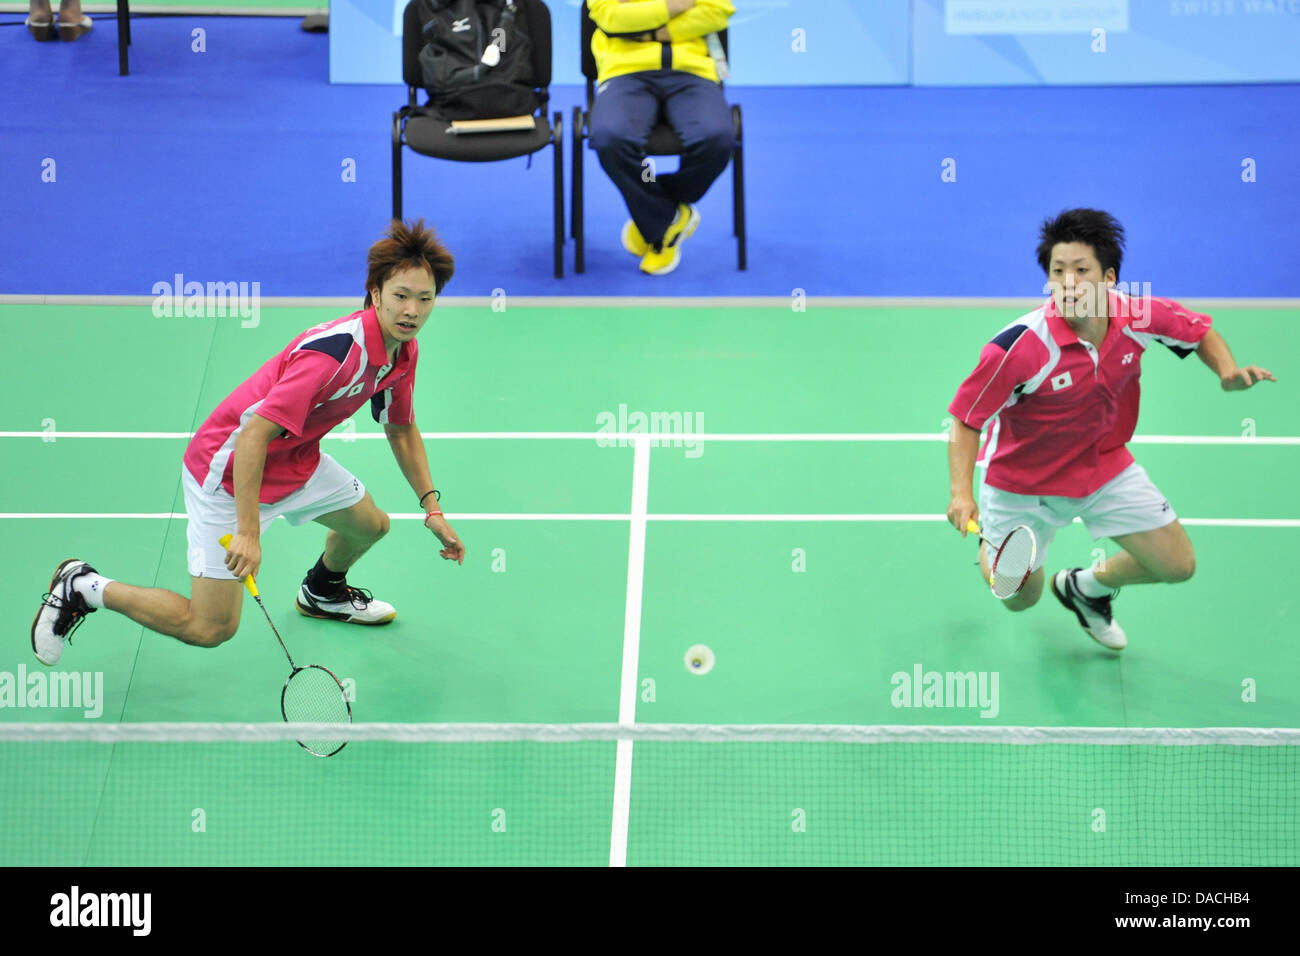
[191,619,237,647]
[1164,554,1196,583]
[1001,577,1043,612]
[1002,592,1040,612]
[370,511,390,541]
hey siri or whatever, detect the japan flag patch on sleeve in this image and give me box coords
[1051,371,1073,391]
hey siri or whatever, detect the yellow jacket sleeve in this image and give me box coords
[666,0,734,42]
[588,0,671,35]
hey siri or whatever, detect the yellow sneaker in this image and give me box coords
[621,220,648,257]
[639,204,700,276]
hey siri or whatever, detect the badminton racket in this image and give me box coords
[964,519,1037,600]
[219,534,352,757]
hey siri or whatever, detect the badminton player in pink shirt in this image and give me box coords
[32,220,466,665]
[946,209,1274,650]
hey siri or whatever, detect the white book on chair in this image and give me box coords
[445,115,536,134]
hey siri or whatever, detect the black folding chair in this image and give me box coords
[571,0,745,273]
[392,0,564,278]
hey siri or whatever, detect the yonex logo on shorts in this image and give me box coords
[1051,371,1073,391]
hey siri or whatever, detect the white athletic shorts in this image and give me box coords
[182,453,367,579]
[978,463,1177,573]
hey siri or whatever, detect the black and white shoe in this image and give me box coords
[31,559,98,666]
[1050,568,1127,650]
[296,582,396,625]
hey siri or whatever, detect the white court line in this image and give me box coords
[0,432,198,439]
[0,513,191,519]
[2,513,1298,526]
[2,431,1299,445]
[2,513,1297,527]
[610,435,650,869]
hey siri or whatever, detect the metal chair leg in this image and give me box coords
[553,111,564,279]
[574,104,585,243]
[574,107,586,274]
[392,112,403,221]
[117,0,129,75]
[732,105,746,271]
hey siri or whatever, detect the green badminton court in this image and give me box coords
[1,300,1295,865]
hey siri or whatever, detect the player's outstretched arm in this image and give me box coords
[1195,328,1277,391]
[227,413,281,579]
[384,421,466,565]
[946,420,982,535]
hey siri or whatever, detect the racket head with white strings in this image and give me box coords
[965,520,1038,600]
[281,663,353,758]
[988,525,1038,599]
[219,533,352,757]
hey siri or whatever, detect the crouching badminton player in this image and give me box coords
[31,219,466,665]
[945,208,1274,650]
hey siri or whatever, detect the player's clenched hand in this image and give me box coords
[424,514,466,565]
[224,532,261,580]
[947,495,978,536]
[1221,365,1277,391]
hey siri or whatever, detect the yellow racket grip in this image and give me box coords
[964,520,996,587]
[218,533,260,598]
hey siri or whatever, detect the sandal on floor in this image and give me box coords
[56,15,94,41]
[25,15,55,41]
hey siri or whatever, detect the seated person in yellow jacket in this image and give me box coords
[588,0,735,275]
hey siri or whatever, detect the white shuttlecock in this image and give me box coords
[480,44,501,67]
[684,644,715,675]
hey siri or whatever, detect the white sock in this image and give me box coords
[72,572,114,609]
[1074,567,1116,598]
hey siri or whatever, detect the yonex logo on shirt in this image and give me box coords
[451,16,470,31]
[1122,352,1135,364]
[1051,371,1073,391]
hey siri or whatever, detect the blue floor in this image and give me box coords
[2,14,1298,297]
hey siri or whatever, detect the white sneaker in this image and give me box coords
[31,559,98,666]
[1050,568,1127,650]
[295,583,396,625]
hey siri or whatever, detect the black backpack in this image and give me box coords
[415,0,540,120]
